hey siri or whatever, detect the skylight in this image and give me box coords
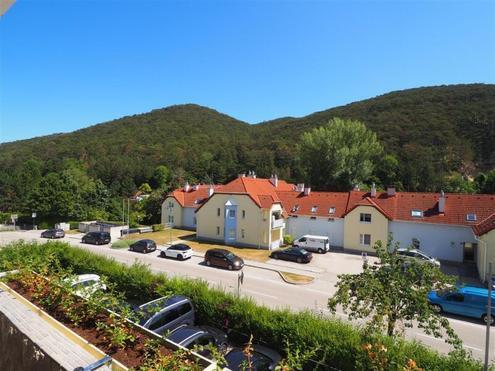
[466,213,477,222]
[329,207,336,214]
[291,205,300,212]
[411,210,423,217]
[311,206,318,213]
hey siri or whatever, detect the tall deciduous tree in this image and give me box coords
[298,118,383,191]
[328,237,463,350]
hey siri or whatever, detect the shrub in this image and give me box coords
[152,224,164,232]
[68,221,80,230]
[0,241,482,371]
[283,234,294,245]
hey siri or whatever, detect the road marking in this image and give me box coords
[243,289,278,300]
[415,333,440,341]
[446,317,485,329]
[464,345,483,352]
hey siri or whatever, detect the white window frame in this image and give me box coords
[360,234,371,246]
[311,206,318,213]
[328,207,336,214]
[466,213,477,222]
[228,209,236,219]
[359,213,372,223]
[411,210,423,218]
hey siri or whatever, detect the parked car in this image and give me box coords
[135,295,195,335]
[129,239,157,254]
[67,274,106,298]
[225,344,281,370]
[428,286,495,324]
[270,247,313,264]
[81,231,111,245]
[396,248,440,267]
[167,325,229,354]
[292,235,329,253]
[204,249,244,270]
[160,243,193,260]
[41,228,65,239]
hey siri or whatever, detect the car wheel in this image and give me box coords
[160,251,165,258]
[206,260,211,266]
[482,314,495,325]
[297,257,302,263]
[144,248,148,254]
[318,248,323,254]
[228,264,233,270]
[129,246,133,251]
[430,304,442,313]
[178,254,183,261]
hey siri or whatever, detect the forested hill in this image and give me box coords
[1,84,495,215]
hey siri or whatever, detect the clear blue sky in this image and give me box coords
[1,0,494,143]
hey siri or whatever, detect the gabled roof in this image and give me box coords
[342,196,394,220]
[166,185,223,208]
[212,177,293,208]
[473,213,495,236]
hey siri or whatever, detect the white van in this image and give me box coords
[293,235,330,253]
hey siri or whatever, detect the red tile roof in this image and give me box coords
[168,185,223,208]
[473,213,495,236]
[169,177,495,229]
[213,177,294,207]
[276,189,495,227]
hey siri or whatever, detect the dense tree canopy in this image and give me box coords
[298,118,383,191]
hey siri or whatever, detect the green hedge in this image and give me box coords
[0,241,482,371]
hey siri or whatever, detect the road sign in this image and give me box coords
[32,212,37,218]
[11,214,18,222]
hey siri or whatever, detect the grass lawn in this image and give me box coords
[65,230,81,235]
[122,228,195,245]
[123,228,272,262]
[279,271,315,284]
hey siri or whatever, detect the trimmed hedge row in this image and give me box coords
[0,241,482,371]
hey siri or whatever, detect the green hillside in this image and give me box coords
[1,84,494,221]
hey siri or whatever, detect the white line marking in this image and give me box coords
[243,289,278,300]
[415,333,440,341]
[464,345,483,352]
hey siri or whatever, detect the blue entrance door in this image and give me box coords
[224,204,237,244]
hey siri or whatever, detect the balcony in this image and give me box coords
[271,218,285,229]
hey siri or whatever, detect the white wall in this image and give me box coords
[286,216,344,248]
[182,207,197,229]
[389,221,477,262]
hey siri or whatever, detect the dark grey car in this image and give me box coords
[167,325,229,354]
[129,239,157,254]
[225,344,282,371]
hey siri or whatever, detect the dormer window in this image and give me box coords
[466,213,477,222]
[291,205,300,212]
[411,210,423,217]
[194,199,203,204]
[328,207,336,214]
[311,206,318,213]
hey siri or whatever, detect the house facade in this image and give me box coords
[161,183,218,229]
[162,176,495,267]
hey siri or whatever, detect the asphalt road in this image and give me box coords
[1,230,493,363]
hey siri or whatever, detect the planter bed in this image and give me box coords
[3,272,212,370]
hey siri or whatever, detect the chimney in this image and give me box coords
[208,185,214,197]
[386,185,396,197]
[192,184,199,191]
[252,171,256,179]
[438,190,445,214]
[238,172,246,178]
[304,187,311,196]
[270,174,278,187]
[370,183,377,198]
[183,182,190,192]
[295,183,305,192]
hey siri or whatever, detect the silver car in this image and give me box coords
[135,295,195,335]
[396,248,440,267]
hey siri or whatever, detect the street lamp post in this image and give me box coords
[32,212,37,230]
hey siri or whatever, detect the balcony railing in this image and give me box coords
[271,218,285,229]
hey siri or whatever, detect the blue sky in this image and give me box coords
[1,0,494,143]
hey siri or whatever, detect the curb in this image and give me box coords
[277,271,315,285]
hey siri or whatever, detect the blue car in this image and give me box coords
[428,286,495,325]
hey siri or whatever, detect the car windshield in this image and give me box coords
[136,298,169,325]
[225,252,236,260]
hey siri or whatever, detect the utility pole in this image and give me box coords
[127,199,130,232]
[168,204,172,244]
[485,262,492,371]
